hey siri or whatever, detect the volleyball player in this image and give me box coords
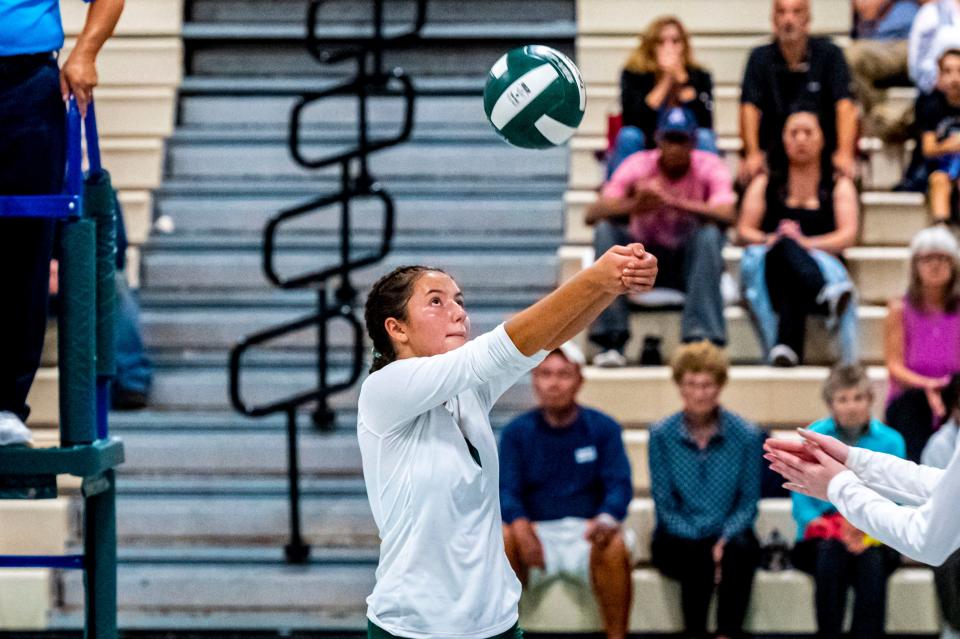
[358,243,656,638]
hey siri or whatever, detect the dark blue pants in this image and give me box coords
[0,56,64,421]
[812,539,900,639]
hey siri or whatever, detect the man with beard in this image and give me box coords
[499,342,634,639]
[585,106,735,366]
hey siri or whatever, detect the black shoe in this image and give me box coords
[112,388,148,410]
[639,335,663,366]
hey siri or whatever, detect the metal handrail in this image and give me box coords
[305,0,428,67]
[287,69,415,170]
[227,0,424,564]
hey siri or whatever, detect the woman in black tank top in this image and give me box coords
[737,111,859,366]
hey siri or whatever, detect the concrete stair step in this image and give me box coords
[577,0,850,36]
[178,74,485,96]
[577,34,849,88]
[85,87,177,138]
[138,287,547,311]
[563,189,927,248]
[140,362,537,413]
[521,566,938,634]
[624,497,795,563]
[165,133,567,181]
[183,22,577,41]
[561,240,915,305]
[141,248,557,294]
[569,134,912,192]
[113,492,376,546]
[63,0,183,36]
[0,570,52,630]
[114,545,377,564]
[580,83,916,140]
[189,0,572,25]
[180,94,489,130]
[140,305,515,353]
[578,365,889,427]
[116,430,362,477]
[60,562,375,615]
[157,175,565,197]
[156,192,563,237]
[188,38,572,79]
[0,500,72,555]
[609,304,887,367]
[62,37,183,88]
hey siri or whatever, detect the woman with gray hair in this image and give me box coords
[884,225,960,462]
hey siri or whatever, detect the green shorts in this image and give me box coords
[367,620,523,639]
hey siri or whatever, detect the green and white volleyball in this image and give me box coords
[483,45,586,149]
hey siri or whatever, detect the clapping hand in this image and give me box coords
[763,429,849,500]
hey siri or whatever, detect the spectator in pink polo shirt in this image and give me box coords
[585,107,736,367]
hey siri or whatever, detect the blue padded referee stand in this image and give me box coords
[0,97,124,639]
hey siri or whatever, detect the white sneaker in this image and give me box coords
[0,411,32,446]
[817,280,854,332]
[593,349,627,368]
[769,344,799,367]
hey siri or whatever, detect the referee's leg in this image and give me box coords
[0,57,64,421]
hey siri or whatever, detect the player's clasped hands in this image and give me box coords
[763,429,850,501]
[593,243,658,295]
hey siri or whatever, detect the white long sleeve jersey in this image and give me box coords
[827,439,960,566]
[357,324,546,639]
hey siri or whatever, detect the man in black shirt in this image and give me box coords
[739,0,858,184]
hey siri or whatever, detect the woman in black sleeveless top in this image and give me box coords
[737,111,859,366]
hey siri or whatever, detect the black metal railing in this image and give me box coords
[228,0,427,564]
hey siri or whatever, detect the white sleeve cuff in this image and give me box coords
[493,323,549,367]
[846,446,866,475]
[827,469,861,504]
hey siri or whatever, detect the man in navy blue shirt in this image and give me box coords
[500,342,634,639]
[0,0,123,444]
[649,341,763,639]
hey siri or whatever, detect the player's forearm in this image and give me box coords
[506,267,616,356]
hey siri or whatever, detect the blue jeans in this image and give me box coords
[114,272,152,394]
[589,220,727,350]
[606,125,719,178]
[0,56,63,420]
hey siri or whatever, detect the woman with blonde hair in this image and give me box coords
[884,225,960,462]
[608,15,717,175]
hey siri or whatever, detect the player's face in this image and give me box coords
[783,112,823,164]
[915,253,955,290]
[531,353,582,413]
[938,55,960,98]
[678,372,722,420]
[401,271,470,357]
[773,0,810,45]
[829,385,873,430]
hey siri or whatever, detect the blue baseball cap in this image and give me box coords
[656,107,698,140]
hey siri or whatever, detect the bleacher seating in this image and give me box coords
[531,0,943,634]
[5,0,946,633]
